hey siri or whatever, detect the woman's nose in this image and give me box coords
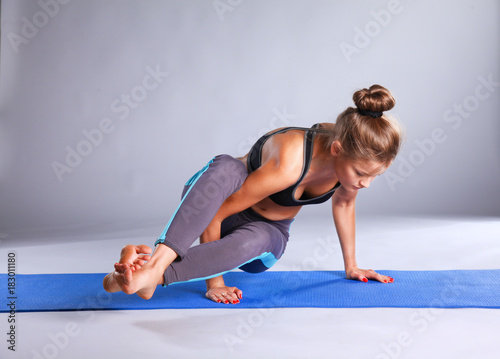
[360,178,372,189]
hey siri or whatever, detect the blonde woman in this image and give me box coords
[104,84,402,305]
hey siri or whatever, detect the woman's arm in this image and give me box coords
[332,186,393,283]
[203,139,305,302]
[331,186,358,271]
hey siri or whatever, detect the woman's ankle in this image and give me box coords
[148,244,178,270]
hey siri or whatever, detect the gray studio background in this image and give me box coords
[0,0,499,237]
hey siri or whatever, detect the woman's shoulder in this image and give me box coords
[266,127,306,152]
[261,128,306,175]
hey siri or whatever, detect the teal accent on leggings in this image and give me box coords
[155,157,215,246]
[168,252,278,286]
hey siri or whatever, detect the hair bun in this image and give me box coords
[353,84,395,114]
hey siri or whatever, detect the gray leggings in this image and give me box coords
[155,155,294,285]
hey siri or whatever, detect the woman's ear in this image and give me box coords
[330,141,342,157]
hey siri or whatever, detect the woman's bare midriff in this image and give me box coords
[236,155,302,221]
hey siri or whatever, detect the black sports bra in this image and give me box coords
[247,124,341,207]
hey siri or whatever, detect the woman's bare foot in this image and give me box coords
[205,275,242,304]
[206,285,242,304]
[111,264,163,299]
[103,271,121,293]
[103,244,178,299]
[103,244,152,293]
[114,244,152,273]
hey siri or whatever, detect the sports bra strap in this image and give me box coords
[247,125,319,172]
[246,124,339,207]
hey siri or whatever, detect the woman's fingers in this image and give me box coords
[136,244,153,255]
[136,254,151,262]
[363,271,394,283]
[350,268,394,283]
[134,259,146,266]
[131,263,144,272]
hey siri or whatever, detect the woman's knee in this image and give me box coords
[203,155,248,197]
[181,155,247,201]
[238,222,285,255]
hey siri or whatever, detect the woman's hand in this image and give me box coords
[206,285,242,304]
[346,266,394,283]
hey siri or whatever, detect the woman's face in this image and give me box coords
[331,145,388,192]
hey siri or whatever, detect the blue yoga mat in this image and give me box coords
[1,270,499,312]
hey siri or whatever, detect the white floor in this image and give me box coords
[1,215,499,359]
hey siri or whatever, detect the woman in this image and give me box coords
[103,84,402,305]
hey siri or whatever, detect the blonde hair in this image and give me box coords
[321,85,402,165]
